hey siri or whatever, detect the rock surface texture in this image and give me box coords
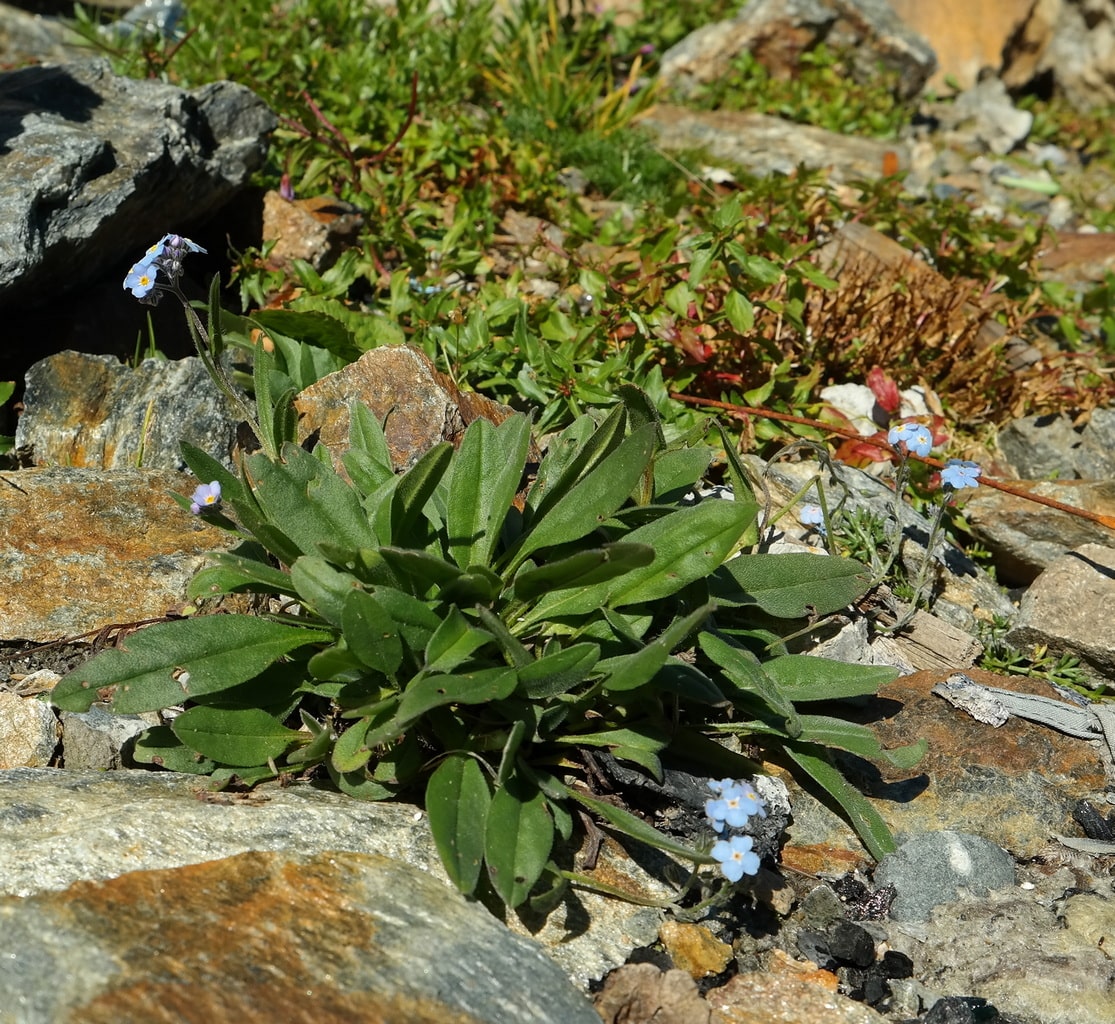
[0,58,274,308]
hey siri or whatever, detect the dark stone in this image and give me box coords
[923,995,1002,1023]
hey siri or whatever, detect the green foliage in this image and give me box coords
[53,397,920,908]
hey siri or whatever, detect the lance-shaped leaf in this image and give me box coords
[447,415,531,570]
[342,589,404,677]
[291,556,363,627]
[566,788,712,864]
[131,726,217,775]
[424,607,494,674]
[511,544,654,602]
[699,631,800,735]
[509,424,658,569]
[51,617,331,714]
[397,667,517,723]
[390,441,453,546]
[427,754,491,895]
[712,552,872,618]
[188,551,296,601]
[171,706,303,766]
[795,714,927,769]
[762,656,899,702]
[516,643,600,699]
[485,776,553,908]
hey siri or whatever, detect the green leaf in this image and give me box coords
[447,414,531,570]
[712,553,872,618]
[249,444,379,556]
[699,631,800,734]
[424,607,494,673]
[347,402,393,475]
[131,726,217,774]
[526,501,756,622]
[427,754,491,895]
[390,441,453,545]
[724,289,755,332]
[187,556,296,600]
[51,617,331,714]
[397,667,517,722]
[290,557,363,627]
[516,643,600,699]
[331,717,374,773]
[342,589,404,676]
[598,601,713,692]
[762,656,899,701]
[652,446,715,499]
[511,544,655,602]
[511,423,658,568]
[485,776,553,907]
[378,547,465,592]
[796,714,927,769]
[251,308,362,362]
[783,742,897,860]
[171,706,302,766]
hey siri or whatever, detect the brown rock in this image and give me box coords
[261,190,364,271]
[888,0,1052,91]
[0,468,233,641]
[658,920,733,979]
[594,963,712,1024]
[294,345,534,473]
[707,971,887,1024]
[1037,230,1115,287]
[766,948,839,991]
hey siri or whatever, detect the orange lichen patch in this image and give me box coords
[659,920,734,979]
[780,844,865,878]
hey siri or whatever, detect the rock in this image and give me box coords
[1041,0,1115,111]
[1037,230,1115,287]
[58,704,154,769]
[885,866,1115,1024]
[16,351,244,471]
[260,189,365,271]
[0,692,57,767]
[874,831,1015,922]
[0,0,83,67]
[0,848,601,1024]
[0,767,679,990]
[0,467,234,641]
[887,0,1053,92]
[0,58,275,309]
[658,920,733,979]
[1006,542,1115,683]
[926,77,1033,155]
[994,411,1115,480]
[594,963,711,1024]
[780,668,1110,864]
[963,479,1115,585]
[294,345,537,473]
[706,970,889,1023]
[659,0,935,101]
[638,105,908,184]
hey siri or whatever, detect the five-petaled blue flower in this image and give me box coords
[887,422,933,458]
[940,459,981,490]
[711,834,761,882]
[705,778,767,833]
[799,503,825,533]
[190,480,222,514]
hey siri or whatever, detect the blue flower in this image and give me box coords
[189,480,222,514]
[940,459,981,490]
[705,779,767,832]
[711,835,761,882]
[799,503,825,533]
[123,259,159,299]
[887,422,933,458]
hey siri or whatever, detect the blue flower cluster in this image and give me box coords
[705,778,766,882]
[799,503,825,534]
[123,233,206,305]
[887,421,933,458]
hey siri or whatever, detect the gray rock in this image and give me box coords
[996,412,1115,480]
[0,848,601,1024]
[886,866,1115,1024]
[0,768,676,989]
[1006,542,1115,683]
[0,58,275,308]
[659,0,935,100]
[58,704,154,769]
[933,77,1033,155]
[16,351,243,471]
[0,693,57,767]
[874,830,1015,923]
